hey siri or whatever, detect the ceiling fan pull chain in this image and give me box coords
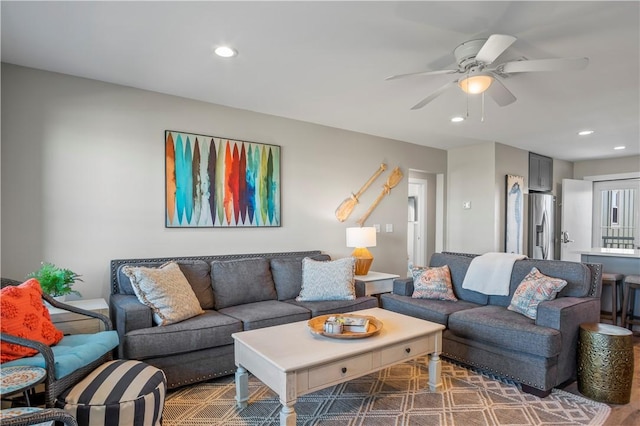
[481,92,485,122]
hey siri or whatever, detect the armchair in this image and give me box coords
[0,407,78,426]
[1,278,119,408]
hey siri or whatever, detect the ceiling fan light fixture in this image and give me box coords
[458,74,493,94]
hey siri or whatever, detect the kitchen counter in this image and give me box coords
[579,248,640,259]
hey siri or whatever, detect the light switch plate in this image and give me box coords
[385,224,393,232]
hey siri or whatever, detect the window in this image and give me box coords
[593,179,639,249]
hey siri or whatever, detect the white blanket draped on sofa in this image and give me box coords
[461,252,526,295]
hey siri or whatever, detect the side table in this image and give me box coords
[577,322,634,404]
[355,271,400,297]
[47,298,109,335]
[1,366,47,406]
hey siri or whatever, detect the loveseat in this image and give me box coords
[109,250,378,389]
[380,252,602,397]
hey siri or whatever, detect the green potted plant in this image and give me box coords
[27,262,83,300]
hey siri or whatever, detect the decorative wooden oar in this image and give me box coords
[356,166,404,226]
[335,163,387,222]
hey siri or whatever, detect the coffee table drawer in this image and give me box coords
[308,353,373,388]
[380,336,432,365]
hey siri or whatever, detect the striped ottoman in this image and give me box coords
[57,360,166,426]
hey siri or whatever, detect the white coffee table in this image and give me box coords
[233,307,445,426]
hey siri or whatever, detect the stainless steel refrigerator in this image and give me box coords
[528,193,556,260]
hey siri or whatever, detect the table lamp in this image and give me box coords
[346,227,377,276]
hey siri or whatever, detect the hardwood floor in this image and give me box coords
[562,333,640,426]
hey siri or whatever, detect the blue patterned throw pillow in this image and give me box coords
[296,257,356,301]
[508,267,568,319]
[411,265,458,301]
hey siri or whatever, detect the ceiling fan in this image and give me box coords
[386,34,589,110]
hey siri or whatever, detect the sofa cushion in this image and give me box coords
[271,254,331,301]
[287,296,378,317]
[411,265,458,301]
[3,331,119,379]
[447,305,562,358]
[123,262,205,326]
[175,260,215,310]
[380,293,481,326]
[508,267,568,319]
[297,257,356,302]
[122,310,242,359]
[211,258,278,310]
[429,253,488,305]
[218,300,310,330]
[117,260,215,310]
[0,279,64,362]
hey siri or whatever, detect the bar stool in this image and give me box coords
[600,273,624,325]
[621,274,640,331]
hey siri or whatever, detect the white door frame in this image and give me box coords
[408,178,427,268]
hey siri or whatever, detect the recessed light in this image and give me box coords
[451,116,465,123]
[614,146,626,150]
[214,46,237,58]
[577,130,594,136]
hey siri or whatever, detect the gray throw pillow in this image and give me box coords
[211,258,277,309]
[122,261,205,326]
[297,257,356,302]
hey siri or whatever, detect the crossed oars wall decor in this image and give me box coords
[335,164,387,222]
[335,163,404,226]
[356,166,404,226]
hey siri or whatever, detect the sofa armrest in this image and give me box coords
[536,296,601,383]
[109,294,153,338]
[392,278,414,296]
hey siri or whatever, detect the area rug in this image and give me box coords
[163,357,610,426]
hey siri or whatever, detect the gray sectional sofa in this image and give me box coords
[380,252,603,397]
[109,250,378,389]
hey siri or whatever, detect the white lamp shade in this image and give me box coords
[346,227,377,248]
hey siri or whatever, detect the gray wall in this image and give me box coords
[573,155,640,179]
[1,64,447,299]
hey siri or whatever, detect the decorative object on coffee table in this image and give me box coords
[577,322,633,404]
[307,313,382,339]
[346,227,377,275]
[356,166,403,226]
[335,163,386,222]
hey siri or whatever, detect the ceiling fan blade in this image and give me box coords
[410,81,457,110]
[486,78,516,107]
[386,69,458,81]
[500,57,589,74]
[475,34,517,64]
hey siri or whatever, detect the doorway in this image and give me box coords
[408,179,426,271]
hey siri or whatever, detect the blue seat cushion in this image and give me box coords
[2,331,119,379]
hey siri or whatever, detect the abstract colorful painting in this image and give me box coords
[165,130,281,227]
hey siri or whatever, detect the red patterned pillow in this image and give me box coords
[1,279,64,362]
[411,265,458,301]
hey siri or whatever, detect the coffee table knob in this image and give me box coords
[405,348,411,354]
[341,367,347,374]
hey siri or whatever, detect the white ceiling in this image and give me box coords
[2,1,639,162]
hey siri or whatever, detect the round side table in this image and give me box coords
[577,322,634,404]
[0,366,47,406]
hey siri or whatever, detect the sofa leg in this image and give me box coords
[521,384,551,398]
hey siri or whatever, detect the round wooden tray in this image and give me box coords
[307,314,383,339]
